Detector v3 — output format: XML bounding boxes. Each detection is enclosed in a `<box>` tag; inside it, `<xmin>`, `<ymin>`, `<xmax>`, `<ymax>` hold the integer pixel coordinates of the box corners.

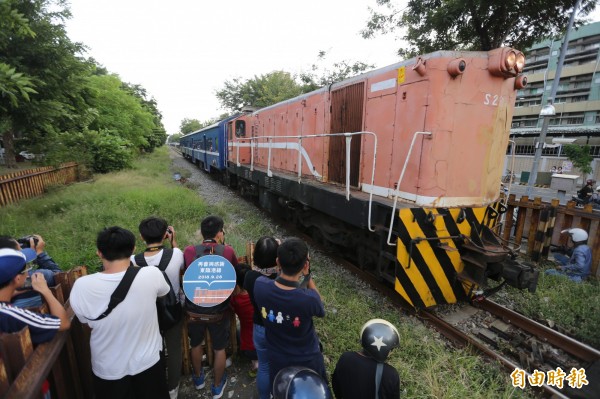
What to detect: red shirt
<box><xmin>230</xmin><ymin>292</ymin><xmax>255</xmax><ymax>351</ymax></box>
<box><xmin>183</xmin><ymin>242</ymin><xmax>238</xmax><ymax>268</ymax></box>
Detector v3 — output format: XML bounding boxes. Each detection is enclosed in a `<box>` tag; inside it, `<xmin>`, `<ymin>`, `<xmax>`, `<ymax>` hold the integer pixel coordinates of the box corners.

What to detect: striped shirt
<box><xmin>0</xmin><ymin>302</ymin><xmax>60</xmax><ymax>344</ymax></box>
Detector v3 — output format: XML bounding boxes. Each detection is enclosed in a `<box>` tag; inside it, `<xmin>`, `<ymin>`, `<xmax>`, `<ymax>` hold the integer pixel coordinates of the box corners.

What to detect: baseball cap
<box><xmin>0</xmin><ymin>248</ymin><xmax>29</xmax><ymax>285</ymax></box>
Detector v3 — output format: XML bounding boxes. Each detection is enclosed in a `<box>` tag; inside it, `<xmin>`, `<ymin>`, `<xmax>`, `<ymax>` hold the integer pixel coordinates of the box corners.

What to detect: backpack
<box><xmin>184</xmin><ymin>244</ymin><xmax>228</xmax><ymax>316</ymax></box>
<box><xmin>134</xmin><ymin>248</ymin><xmax>182</xmax><ymax>332</ymax></box>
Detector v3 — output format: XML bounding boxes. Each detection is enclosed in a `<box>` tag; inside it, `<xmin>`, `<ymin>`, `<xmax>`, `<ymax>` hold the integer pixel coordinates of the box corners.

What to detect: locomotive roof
<box><xmin>251</xmin><ymin>50</ymin><xmax>492</xmax><ymax>116</ymax></box>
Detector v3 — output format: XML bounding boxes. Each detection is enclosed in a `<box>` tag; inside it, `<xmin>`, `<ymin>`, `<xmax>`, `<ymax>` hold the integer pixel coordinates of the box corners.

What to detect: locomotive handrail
<box><xmin>387</xmin><ymin>131</ymin><xmax>432</xmax><ymax>246</ymax></box>
<box><xmin>232</xmin><ymin>132</ymin><xmax>378</xmax><ymax>232</ymax></box>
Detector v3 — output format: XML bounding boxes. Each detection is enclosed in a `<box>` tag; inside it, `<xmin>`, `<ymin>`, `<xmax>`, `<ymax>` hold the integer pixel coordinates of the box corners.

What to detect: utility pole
<box><xmin>525</xmin><ymin>0</ymin><xmax>582</xmax><ymax>197</ymax></box>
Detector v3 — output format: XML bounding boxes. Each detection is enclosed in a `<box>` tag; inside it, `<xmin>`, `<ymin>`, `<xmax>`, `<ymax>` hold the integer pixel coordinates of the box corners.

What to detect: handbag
<box><xmin>134</xmin><ymin>248</ymin><xmax>183</xmax><ymax>331</ymax></box>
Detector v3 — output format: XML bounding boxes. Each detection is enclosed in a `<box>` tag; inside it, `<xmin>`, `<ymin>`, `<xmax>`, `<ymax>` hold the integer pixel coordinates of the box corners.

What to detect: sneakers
<box><xmin>192</xmin><ymin>370</ymin><xmax>205</xmax><ymax>390</ymax></box>
<box><xmin>211</xmin><ymin>372</ymin><xmax>228</xmax><ymax>399</ymax></box>
<box><xmin>168</xmin><ymin>385</ymin><xmax>179</xmax><ymax>399</ymax></box>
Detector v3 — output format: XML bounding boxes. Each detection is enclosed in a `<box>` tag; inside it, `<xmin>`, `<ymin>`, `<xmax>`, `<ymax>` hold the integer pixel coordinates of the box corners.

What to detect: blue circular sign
<box><xmin>182</xmin><ymin>255</ymin><xmax>236</xmax><ymax>307</ymax></box>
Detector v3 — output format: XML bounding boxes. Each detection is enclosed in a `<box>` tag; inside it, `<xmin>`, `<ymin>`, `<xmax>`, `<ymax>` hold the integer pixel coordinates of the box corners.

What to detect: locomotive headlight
<box><xmin>505</xmin><ymin>51</ymin><xmax>517</xmax><ymax>69</ymax></box>
<box><xmin>488</xmin><ymin>47</ymin><xmax>522</xmax><ymax>77</ymax></box>
<box><xmin>515</xmin><ymin>53</ymin><xmax>525</xmax><ymax>72</ymax></box>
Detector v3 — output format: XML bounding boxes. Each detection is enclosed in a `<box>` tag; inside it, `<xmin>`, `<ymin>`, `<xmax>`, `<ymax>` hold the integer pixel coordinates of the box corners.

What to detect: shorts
<box><xmin>188</xmin><ymin>315</ymin><xmax>230</xmax><ymax>350</ymax></box>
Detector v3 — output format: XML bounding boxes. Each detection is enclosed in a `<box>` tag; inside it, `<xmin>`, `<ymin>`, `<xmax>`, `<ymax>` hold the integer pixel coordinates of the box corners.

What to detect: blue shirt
<box><xmin>253</xmin><ymin>276</ymin><xmax>325</xmax><ymax>358</ymax></box>
<box><xmin>0</xmin><ymin>302</ymin><xmax>60</xmax><ymax>344</ymax></box>
<box><xmin>563</xmin><ymin>244</ymin><xmax>592</xmax><ymax>280</ymax></box>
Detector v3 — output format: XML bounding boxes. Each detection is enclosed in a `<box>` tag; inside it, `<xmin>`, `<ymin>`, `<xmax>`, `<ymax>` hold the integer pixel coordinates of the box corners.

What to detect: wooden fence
<box><xmin>497</xmin><ymin>194</ymin><xmax>600</xmax><ymax>277</ymax></box>
<box><xmin>0</xmin><ymin>163</ymin><xmax>80</xmax><ymax>207</ymax></box>
<box><xmin>0</xmin><ymin>266</ymin><xmax>91</xmax><ymax>399</ymax></box>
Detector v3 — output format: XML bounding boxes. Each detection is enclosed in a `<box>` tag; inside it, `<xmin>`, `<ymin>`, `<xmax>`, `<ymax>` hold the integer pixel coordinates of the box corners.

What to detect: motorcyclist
<box><xmin>576</xmin><ymin>179</ymin><xmax>594</xmax><ymax>202</ymax></box>
<box><xmin>547</xmin><ymin>228</ymin><xmax>592</xmax><ymax>283</ymax></box>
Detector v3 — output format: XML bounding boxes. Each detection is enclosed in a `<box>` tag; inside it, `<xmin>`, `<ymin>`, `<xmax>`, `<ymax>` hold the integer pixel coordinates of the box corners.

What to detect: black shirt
<box><xmin>243</xmin><ymin>269</ymin><xmax>277</xmax><ymax>326</ymax></box>
<box><xmin>578</xmin><ymin>185</ymin><xmax>593</xmax><ymax>199</ymax></box>
<box><xmin>332</xmin><ymin>351</ymin><xmax>400</xmax><ymax>399</ymax></box>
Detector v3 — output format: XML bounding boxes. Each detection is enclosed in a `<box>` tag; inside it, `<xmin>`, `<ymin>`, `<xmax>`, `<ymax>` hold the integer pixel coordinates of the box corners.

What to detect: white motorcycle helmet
<box><xmin>561</xmin><ymin>228</ymin><xmax>588</xmax><ymax>243</ymax></box>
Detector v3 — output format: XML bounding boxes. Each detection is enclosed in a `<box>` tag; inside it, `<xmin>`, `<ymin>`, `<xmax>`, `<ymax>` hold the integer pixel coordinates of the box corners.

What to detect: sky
<box><xmin>65</xmin><ymin>1</ymin><xmax>600</xmax><ymax>136</ymax></box>
<box><xmin>65</xmin><ymin>0</ymin><xmax>407</xmax><ymax>135</ymax></box>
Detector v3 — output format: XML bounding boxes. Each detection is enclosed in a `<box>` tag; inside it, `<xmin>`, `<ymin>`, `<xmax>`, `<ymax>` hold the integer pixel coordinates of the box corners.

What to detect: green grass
<box><xmin>496</xmin><ymin>258</ymin><xmax>600</xmax><ymax>349</ymax></box>
<box><xmin>0</xmin><ymin>147</ymin><xmax>536</xmax><ymax>397</ymax></box>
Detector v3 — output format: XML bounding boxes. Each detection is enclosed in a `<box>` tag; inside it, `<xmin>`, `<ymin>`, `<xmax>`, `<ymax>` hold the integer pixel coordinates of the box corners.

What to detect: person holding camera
<box><xmin>0</xmin><ymin>248</ymin><xmax>70</xmax><ymax>344</ymax></box>
<box><xmin>70</xmin><ymin>226</ymin><xmax>170</xmax><ymax>399</ymax></box>
<box><xmin>183</xmin><ymin>215</ymin><xmax>238</xmax><ymax>399</ymax></box>
<box><xmin>253</xmin><ymin>238</ymin><xmax>330</xmax><ymax>397</ymax></box>
<box><xmin>0</xmin><ymin>235</ymin><xmax>61</xmax><ymax>308</ymax></box>
<box><xmin>131</xmin><ymin>217</ymin><xmax>184</xmax><ymax>399</ymax></box>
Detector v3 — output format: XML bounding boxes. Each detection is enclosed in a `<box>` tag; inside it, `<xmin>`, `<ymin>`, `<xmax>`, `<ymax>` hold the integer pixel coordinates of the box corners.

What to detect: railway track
<box><xmin>319</xmin><ymin>252</ymin><xmax>599</xmax><ymax>399</ymax></box>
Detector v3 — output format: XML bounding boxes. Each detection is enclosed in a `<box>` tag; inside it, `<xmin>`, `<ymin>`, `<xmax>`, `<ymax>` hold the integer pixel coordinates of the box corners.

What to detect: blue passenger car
<box><xmin>179</xmin><ymin>115</ymin><xmax>237</xmax><ymax>173</ymax></box>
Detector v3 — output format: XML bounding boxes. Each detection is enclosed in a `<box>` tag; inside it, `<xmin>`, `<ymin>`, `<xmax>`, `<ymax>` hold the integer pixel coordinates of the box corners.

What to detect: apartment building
<box><xmin>508</xmin><ymin>21</ymin><xmax>600</xmax><ymax>184</ymax></box>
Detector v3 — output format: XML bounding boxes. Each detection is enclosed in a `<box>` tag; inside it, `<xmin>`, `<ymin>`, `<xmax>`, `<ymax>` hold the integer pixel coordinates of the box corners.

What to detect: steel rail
<box><xmin>418</xmin><ymin>309</ymin><xmax>568</xmax><ymax>398</ymax></box>
<box><xmin>474</xmin><ymin>298</ymin><xmax>600</xmax><ymax>363</ymax></box>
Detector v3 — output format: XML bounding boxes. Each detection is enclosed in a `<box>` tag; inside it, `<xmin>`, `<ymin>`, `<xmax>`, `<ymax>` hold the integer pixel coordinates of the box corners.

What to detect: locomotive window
<box><xmin>235</xmin><ymin>120</ymin><xmax>246</xmax><ymax>137</ymax></box>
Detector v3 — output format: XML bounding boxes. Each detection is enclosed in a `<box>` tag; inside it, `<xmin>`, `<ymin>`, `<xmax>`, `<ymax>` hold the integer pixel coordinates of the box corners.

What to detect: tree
<box><xmin>216</xmin><ymin>71</ymin><xmax>304</xmax><ymax>113</ymax></box>
<box><xmin>86</xmin><ymin>74</ymin><xmax>156</xmax><ymax>150</ymax></box>
<box><xmin>168</xmin><ymin>133</ymin><xmax>183</xmax><ymax>143</ymax></box>
<box><xmin>299</xmin><ymin>51</ymin><xmax>374</xmax><ymax>91</ymax></box>
<box><xmin>1</xmin><ymin>0</ymin><xmax>92</xmax><ymax>167</ymax></box>
<box><xmin>216</xmin><ymin>53</ymin><xmax>374</xmax><ymax>113</ymax></box>
<box><xmin>563</xmin><ymin>144</ymin><xmax>593</xmax><ymax>179</ymax></box>
<box><xmin>361</xmin><ymin>0</ymin><xmax>598</xmax><ymax>57</ymax></box>
<box><xmin>179</xmin><ymin>118</ymin><xmax>202</xmax><ymax>134</ymax></box>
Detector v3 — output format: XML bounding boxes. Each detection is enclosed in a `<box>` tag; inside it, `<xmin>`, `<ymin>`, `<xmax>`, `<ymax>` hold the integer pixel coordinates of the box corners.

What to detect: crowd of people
<box><xmin>1</xmin><ymin>213</ymin><xmax>595</xmax><ymax>398</ymax></box>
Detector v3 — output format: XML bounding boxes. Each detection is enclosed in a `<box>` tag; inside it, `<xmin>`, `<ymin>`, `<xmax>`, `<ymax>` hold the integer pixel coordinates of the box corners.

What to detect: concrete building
<box><xmin>508</xmin><ymin>21</ymin><xmax>600</xmax><ymax>185</ymax></box>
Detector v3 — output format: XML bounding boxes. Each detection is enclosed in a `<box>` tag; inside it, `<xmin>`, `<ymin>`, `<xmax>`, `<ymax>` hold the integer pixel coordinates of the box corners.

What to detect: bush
<box><xmin>88</xmin><ymin>130</ymin><xmax>134</xmax><ymax>173</ymax></box>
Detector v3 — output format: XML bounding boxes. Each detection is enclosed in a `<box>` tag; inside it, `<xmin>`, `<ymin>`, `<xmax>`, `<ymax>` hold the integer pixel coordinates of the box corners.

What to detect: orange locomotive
<box><xmin>212</xmin><ymin>48</ymin><xmax>537</xmax><ymax>309</ymax></box>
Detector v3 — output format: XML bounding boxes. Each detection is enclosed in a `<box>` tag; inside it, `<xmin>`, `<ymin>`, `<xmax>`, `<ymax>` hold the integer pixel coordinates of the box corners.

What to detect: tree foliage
<box><xmin>0</xmin><ymin>0</ymin><xmax>166</xmax><ymax>171</ymax></box>
<box><xmin>216</xmin><ymin>71</ymin><xmax>304</xmax><ymax>113</ymax></box>
<box><xmin>216</xmin><ymin>53</ymin><xmax>373</xmax><ymax>113</ymax></box>
<box><xmin>179</xmin><ymin>118</ymin><xmax>202</xmax><ymax>134</ymax></box>
<box><xmin>563</xmin><ymin>144</ymin><xmax>593</xmax><ymax>177</ymax></box>
<box><xmin>362</xmin><ymin>0</ymin><xmax>598</xmax><ymax>57</ymax></box>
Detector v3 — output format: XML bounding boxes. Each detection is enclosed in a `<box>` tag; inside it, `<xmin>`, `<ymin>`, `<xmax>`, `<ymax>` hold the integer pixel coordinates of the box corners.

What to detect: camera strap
<box><xmin>90</xmin><ymin>264</ymin><xmax>140</xmax><ymax>321</ymax></box>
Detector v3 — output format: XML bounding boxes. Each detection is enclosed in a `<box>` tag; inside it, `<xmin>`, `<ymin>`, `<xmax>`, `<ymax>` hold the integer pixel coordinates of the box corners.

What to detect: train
<box><xmin>180</xmin><ymin>47</ymin><xmax>539</xmax><ymax>310</ymax></box>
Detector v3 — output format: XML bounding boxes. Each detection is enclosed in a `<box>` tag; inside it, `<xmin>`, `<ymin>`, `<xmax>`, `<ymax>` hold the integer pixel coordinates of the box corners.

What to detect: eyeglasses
<box><xmin>20</xmin><ymin>265</ymin><xmax>32</xmax><ymax>275</ymax></box>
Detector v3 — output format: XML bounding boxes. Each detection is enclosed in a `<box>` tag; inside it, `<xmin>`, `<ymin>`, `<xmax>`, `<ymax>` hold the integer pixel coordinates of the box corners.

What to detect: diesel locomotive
<box><xmin>180</xmin><ymin>47</ymin><xmax>539</xmax><ymax>309</ymax></box>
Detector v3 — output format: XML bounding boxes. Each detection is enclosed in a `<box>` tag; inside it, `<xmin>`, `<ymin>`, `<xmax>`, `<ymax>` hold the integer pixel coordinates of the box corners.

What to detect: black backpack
<box><xmin>134</xmin><ymin>248</ymin><xmax>182</xmax><ymax>331</ymax></box>
<box><xmin>184</xmin><ymin>244</ymin><xmax>229</xmax><ymax>315</ymax></box>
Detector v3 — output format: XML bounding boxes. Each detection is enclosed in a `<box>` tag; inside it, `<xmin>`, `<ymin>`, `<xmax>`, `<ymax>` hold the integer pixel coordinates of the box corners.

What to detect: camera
<box><xmin>17</xmin><ymin>235</ymin><xmax>39</xmax><ymax>249</ymax></box>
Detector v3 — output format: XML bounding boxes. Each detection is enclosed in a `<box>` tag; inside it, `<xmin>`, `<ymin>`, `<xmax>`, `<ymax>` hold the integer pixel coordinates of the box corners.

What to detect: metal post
<box><xmin>526</xmin><ymin>0</ymin><xmax>581</xmax><ymax>197</ymax></box>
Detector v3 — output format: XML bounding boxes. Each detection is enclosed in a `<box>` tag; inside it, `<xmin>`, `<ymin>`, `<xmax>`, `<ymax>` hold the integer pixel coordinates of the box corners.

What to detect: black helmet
<box><xmin>272</xmin><ymin>366</ymin><xmax>330</xmax><ymax>399</ymax></box>
<box><xmin>360</xmin><ymin>318</ymin><xmax>400</xmax><ymax>362</ymax></box>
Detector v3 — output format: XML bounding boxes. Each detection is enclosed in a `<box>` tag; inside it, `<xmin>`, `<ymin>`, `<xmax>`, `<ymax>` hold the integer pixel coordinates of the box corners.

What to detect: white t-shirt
<box><xmin>130</xmin><ymin>248</ymin><xmax>184</xmax><ymax>297</ymax></box>
<box><xmin>70</xmin><ymin>266</ymin><xmax>170</xmax><ymax>380</ymax></box>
